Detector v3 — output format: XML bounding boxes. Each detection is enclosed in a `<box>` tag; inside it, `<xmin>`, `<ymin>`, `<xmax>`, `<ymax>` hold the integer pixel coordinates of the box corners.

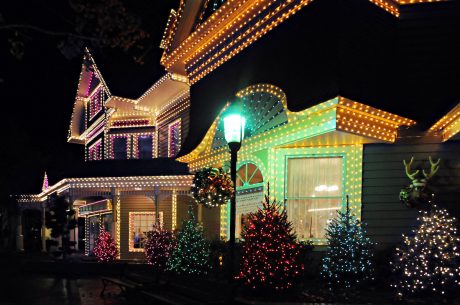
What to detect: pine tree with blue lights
<box><xmin>167</xmin><ymin>205</ymin><xmax>210</xmax><ymax>275</ymax></box>
<box><xmin>321</xmin><ymin>197</ymin><xmax>374</xmax><ymax>293</ymax></box>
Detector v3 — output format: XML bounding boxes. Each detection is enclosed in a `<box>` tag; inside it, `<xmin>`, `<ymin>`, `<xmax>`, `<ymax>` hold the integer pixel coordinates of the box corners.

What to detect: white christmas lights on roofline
<box><xmin>16</xmin><ymin>176</ymin><xmax>194</xmax><ymax>204</ymax></box>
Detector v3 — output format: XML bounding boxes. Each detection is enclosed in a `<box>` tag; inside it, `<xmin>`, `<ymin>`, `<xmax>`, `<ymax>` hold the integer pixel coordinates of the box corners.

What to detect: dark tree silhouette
<box><xmin>0</xmin><ymin>0</ymin><xmax>149</xmax><ymax>62</ymax></box>
<box><xmin>45</xmin><ymin>195</ymin><xmax>77</xmax><ymax>259</ymax></box>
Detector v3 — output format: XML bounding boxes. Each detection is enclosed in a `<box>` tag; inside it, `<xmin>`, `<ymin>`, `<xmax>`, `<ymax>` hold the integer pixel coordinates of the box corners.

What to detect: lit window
<box><xmin>168</xmin><ymin>119</ymin><xmax>181</xmax><ymax>157</ymax></box>
<box><xmin>235</xmin><ymin>163</ymin><xmax>264</xmax><ymax>238</ymax></box>
<box><xmin>286</xmin><ymin>157</ymin><xmax>343</xmax><ymax>240</ymax></box>
<box><xmin>88</xmin><ymin>140</ymin><xmax>102</xmax><ymax>161</ymax></box>
<box><xmin>129</xmin><ymin>212</ymin><xmax>163</xmax><ymax>252</ymax></box>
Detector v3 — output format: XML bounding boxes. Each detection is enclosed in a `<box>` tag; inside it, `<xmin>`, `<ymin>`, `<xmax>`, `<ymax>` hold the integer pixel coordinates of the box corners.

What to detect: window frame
<box><xmin>128</xmin><ymin>211</ymin><xmax>164</xmax><ymax>252</ymax></box>
<box><xmin>88</xmin><ymin>139</ymin><xmax>103</xmax><ymax>161</ymax></box>
<box><xmin>168</xmin><ymin>118</ymin><xmax>182</xmax><ymax>157</ymax></box>
<box><xmin>284</xmin><ymin>153</ymin><xmax>347</xmax><ymax>243</ymax></box>
<box><xmin>89</xmin><ymin>87</ymin><xmax>103</xmax><ymax>120</ymax></box>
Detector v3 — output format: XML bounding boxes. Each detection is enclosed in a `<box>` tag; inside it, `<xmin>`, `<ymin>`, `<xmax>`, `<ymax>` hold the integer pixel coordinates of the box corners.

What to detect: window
<box><xmin>286</xmin><ymin>157</ymin><xmax>343</xmax><ymax>240</ymax></box>
<box><xmin>235</xmin><ymin>162</ymin><xmax>264</xmax><ymax>238</ymax></box>
<box><xmin>129</xmin><ymin>212</ymin><xmax>163</xmax><ymax>252</ymax></box>
<box><xmin>137</xmin><ymin>135</ymin><xmax>153</xmax><ymax>159</ymax></box>
<box><xmin>89</xmin><ymin>88</ymin><xmax>103</xmax><ymax>119</ymax></box>
<box><xmin>236</xmin><ymin>163</ymin><xmax>263</xmax><ymax>187</ymax></box>
<box><xmin>88</xmin><ymin>140</ymin><xmax>102</xmax><ymax>161</ymax></box>
<box><xmin>112</xmin><ymin>136</ymin><xmax>128</xmax><ymax>159</ymax></box>
<box><xmin>168</xmin><ymin>119</ymin><xmax>181</xmax><ymax>157</ymax></box>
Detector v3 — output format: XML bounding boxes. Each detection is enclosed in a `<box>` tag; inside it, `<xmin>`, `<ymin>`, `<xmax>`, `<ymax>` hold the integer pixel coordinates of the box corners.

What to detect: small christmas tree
<box><xmin>391</xmin><ymin>204</ymin><xmax>460</xmax><ymax>298</ymax></box>
<box><xmin>321</xmin><ymin>198</ymin><xmax>374</xmax><ymax>292</ymax></box>
<box><xmin>145</xmin><ymin>227</ymin><xmax>176</xmax><ymax>272</ymax></box>
<box><xmin>93</xmin><ymin>230</ymin><xmax>118</xmax><ymax>262</ymax></box>
<box><xmin>237</xmin><ymin>194</ymin><xmax>304</xmax><ymax>291</ymax></box>
<box><xmin>167</xmin><ymin>206</ymin><xmax>210</xmax><ymax>275</ymax></box>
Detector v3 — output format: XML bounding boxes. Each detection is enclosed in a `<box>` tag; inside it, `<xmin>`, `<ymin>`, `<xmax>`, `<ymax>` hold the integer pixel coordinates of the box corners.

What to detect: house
<box><xmin>16</xmin><ymin>0</ymin><xmax>460</xmax><ymax>259</ymax></box>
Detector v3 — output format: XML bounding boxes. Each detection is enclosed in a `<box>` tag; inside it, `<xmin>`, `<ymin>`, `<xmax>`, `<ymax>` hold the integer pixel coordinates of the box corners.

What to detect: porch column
<box><xmin>153</xmin><ymin>186</ymin><xmax>160</xmax><ymax>227</ymax></box>
<box><xmin>111</xmin><ymin>188</ymin><xmax>117</xmax><ymax>237</ymax></box>
<box><xmin>112</xmin><ymin>189</ymin><xmax>121</xmax><ymax>257</ymax></box>
<box><xmin>172</xmin><ymin>190</ymin><xmax>177</xmax><ymax>231</ymax></box>
<box><xmin>198</xmin><ymin>204</ymin><xmax>203</xmax><ymax>224</ymax></box>
<box><xmin>16</xmin><ymin>211</ymin><xmax>24</xmax><ymax>251</ymax></box>
<box><xmin>73</xmin><ymin>226</ymin><xmax>79</xmax><ymax>251</ymax></box>
<box><xmin>41</xmin><ymin>203</ymin><xmax>47</xmax><ymax>252</ymax></box>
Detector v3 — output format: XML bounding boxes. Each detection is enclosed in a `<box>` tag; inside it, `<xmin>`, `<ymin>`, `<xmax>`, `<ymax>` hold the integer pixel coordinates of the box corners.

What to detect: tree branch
<box><xmin>0</xmin><ymin>24</ymin><xmax>98</xmax><ymax>41</ymax></box>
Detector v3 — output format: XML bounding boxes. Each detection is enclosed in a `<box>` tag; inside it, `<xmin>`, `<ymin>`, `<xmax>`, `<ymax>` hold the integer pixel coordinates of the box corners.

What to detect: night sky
<box><xmin>0</xmin><ymin>0</ymin><xmax>179</xmax><ymax>201</ymax></box>
<box><xmin>1</xmin><ymin>0</ymin><xmax>460</xmax><ymax>205</ymax></box>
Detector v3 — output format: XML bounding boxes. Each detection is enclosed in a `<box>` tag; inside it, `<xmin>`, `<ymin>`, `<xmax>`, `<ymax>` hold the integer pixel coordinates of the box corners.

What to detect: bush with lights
<box><xmin>321</xmin><ymin>200</ymin><xmax>374</xmax><ymax>293</ymax></box>
<box><xmin>93</xmin><ymin>230</ymin><xmax>118</xmax><ymax>262</ymax></box>
<box><xmin>391</xmin><ymin>200</ymin><xmax>460</xmax><ymax>298</ymax></box>
<box><xmin>237</xmin><ymin>193</ymin><xmax>304</xmax><ymax>292</ymax></box>
<box><xmin>144</xmin><ymin>227</ymin><xmax>176</xmax><ymax>272</ymax></box>
<box><xmin>167</xmin><ymin>206</ymin><xmax>211</xmax><ymax>275</ymax></box>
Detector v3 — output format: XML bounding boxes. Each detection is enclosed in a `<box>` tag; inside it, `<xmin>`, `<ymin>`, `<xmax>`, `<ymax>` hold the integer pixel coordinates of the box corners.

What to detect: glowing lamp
<box><xmin>223</xmin><ymin>110</ymin><xmax>246</xmax><ymax>144</ymax></box>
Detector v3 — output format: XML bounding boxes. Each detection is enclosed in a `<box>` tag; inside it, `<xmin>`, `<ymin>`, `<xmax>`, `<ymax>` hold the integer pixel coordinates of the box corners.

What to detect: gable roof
<box><xmin>68</xmin><ymin>48</ymin><xmax>112</xmax><ymax>144</ymax></box>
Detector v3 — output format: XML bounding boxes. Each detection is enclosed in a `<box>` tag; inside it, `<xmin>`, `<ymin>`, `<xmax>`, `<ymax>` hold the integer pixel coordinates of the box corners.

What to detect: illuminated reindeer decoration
<box><xmin>399</xmin><ymin>156</ymin><xmax>440</xmax><ymax>209</ymax></box>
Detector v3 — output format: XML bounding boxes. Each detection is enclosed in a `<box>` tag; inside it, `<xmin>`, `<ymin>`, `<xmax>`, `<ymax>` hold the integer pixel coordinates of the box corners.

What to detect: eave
<box><xmin>161</xmin><ymin>0</ymin><xmax>315</xmax><ymax>78</ymax></box>
<box><xmin>67</xmin><ymin>49</ymin><xmax>111</xmax><ymax>144</ymax></box>
<box><xmin>136</xmin><ymin>73</ymin><xmax>190</xmax><ymax>114</ymax></box>
<box><xmin>162</xmin><ymin>0</ymin><xmax>451</xmax><ymax>83</ymax></box>
<box><xmin>16</xmin><ymin>175</ymin><xmax>195</xmax><ymax>203</ymax></box>
<box><xmin>177</xmin><ymin>96</ymin><xmax>415</xmax><ymax>169</ymax></box>
<box><xmin>429</xmin><ymin>102</ymin><xmax>460</xmax><ymax>142</ymax></box>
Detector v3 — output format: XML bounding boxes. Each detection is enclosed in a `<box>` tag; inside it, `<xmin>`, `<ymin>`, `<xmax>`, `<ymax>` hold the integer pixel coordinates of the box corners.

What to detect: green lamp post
<box><xmin>223</xmin><ymin>102</ymin><xmax>246</xmax><ymax>280</ymax></box>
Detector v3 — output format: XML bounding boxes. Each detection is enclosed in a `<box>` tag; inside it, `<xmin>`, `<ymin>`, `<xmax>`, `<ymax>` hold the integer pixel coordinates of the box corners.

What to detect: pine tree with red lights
<box><xmin>93</xmin><ymin>230</ymin><xmax>118</xmax><ymax>263</ymax></box>
<box><xmin>145</xmin><ymin>227</ymin><xmax>176</xmax><ymax>272</ymax></box>
<box><xmin>237</xmin><ymin>193</ymin><xmax>304</xmax><ymax>291</ymax></box>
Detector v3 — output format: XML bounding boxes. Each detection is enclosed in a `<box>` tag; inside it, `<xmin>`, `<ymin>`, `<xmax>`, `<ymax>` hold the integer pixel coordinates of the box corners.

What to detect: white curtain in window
<box><xmin>286</xmin><ymin>157</ymin><xmax>343</xmax><ymax>239</ymax></box>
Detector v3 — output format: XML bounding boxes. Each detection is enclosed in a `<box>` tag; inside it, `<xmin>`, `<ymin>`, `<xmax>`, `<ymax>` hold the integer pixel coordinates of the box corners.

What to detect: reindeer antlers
<box><xmin>403</xmin><ymin>156</ymin><xmax>441</xmax><ymax>181</ymax></box>
<box><xmin>423</xmin><ymin>156</ymin><xmax>440</xmax><ymax>180</ymax></box>
<box><xmin>403</xmin><ymin>157</ymin><xmax>419</xmax><ymax>181</ymax></box>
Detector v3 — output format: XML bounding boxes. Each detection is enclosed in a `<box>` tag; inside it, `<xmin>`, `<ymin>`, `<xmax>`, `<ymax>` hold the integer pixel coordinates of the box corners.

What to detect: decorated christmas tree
<box><xmin>391</xmin><ymin>204</ymin><xmax>460</xmax><ymax>298</ymax></box>
<box><xmin>167</xmin><ymin>206</ymin><xmax>210</xmax><ymax>275</ymax></box>
<box><xmin>321</xmin><ymin>198</ymin><xmax>374</xmax><ymax>292</ymax></box>
<box><xmin>93</xmin><ymin>230</ymin><xmax>118</xmax><ymax>262</ymax></box>
<box><xmin>237</xmin><ymin>194</ymin><xmax>304</xmax><ymax>291</ymax></box>
<box><xmin>145</xmin><ymin>227</ymin><xmax>176</xmax><ymax>272</ymax></box>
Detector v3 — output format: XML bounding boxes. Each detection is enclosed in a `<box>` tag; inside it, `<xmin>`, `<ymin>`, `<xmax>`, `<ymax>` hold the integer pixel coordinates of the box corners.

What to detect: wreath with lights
<box><xmin>191</xmin><ymin>167</ymin><xmax>234</xmax><ymax>208</ymax></box>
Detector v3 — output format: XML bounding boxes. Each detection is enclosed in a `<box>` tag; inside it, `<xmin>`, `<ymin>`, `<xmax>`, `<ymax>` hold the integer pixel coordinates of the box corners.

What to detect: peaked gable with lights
<box><xmin>67</xmin><ymin>49</ymin><xmax>192</xmax><ymax>162</ymax></box>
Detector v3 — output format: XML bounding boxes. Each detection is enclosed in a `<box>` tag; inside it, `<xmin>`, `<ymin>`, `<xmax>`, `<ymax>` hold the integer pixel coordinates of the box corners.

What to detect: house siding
<box><xmin>157</xmin><ymin>97</ymin><xmax>190</xmax><ymax>158</ymax></box>
<box><xmin>120</xmin><ymin>194</ymin><xmax>173</xmax><ymax>260</ymax></box>
<box><xmin>362</xmin><ymin>141</ymin><xmax>460</xmax><ymax>249</ymax></box>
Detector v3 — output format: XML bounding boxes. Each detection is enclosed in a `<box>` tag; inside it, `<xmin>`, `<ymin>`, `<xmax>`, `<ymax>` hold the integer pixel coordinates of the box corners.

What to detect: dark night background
<box><xmin>0</xmin><ymin>0</ymin><xmax>180</xmax><ymax>203</ymax></box>
<box><xmin>1</xmin><ymin>0</ymin><xmax>460</xmax><ymax>207</ymax></box>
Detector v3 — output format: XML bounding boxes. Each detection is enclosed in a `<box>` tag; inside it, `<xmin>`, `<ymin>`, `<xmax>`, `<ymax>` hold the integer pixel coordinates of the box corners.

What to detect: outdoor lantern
<box><xmin>223</xmin><ymin>104</ymin><xmax>246</xmax><ymax>144</ymax></box>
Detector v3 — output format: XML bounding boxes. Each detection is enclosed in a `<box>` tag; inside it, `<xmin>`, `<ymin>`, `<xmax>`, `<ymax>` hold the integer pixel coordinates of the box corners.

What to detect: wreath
<box><xmin>191</xmin><ymin>167</ymin><xmax>234</xmax><ymax>208</ymax></box>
